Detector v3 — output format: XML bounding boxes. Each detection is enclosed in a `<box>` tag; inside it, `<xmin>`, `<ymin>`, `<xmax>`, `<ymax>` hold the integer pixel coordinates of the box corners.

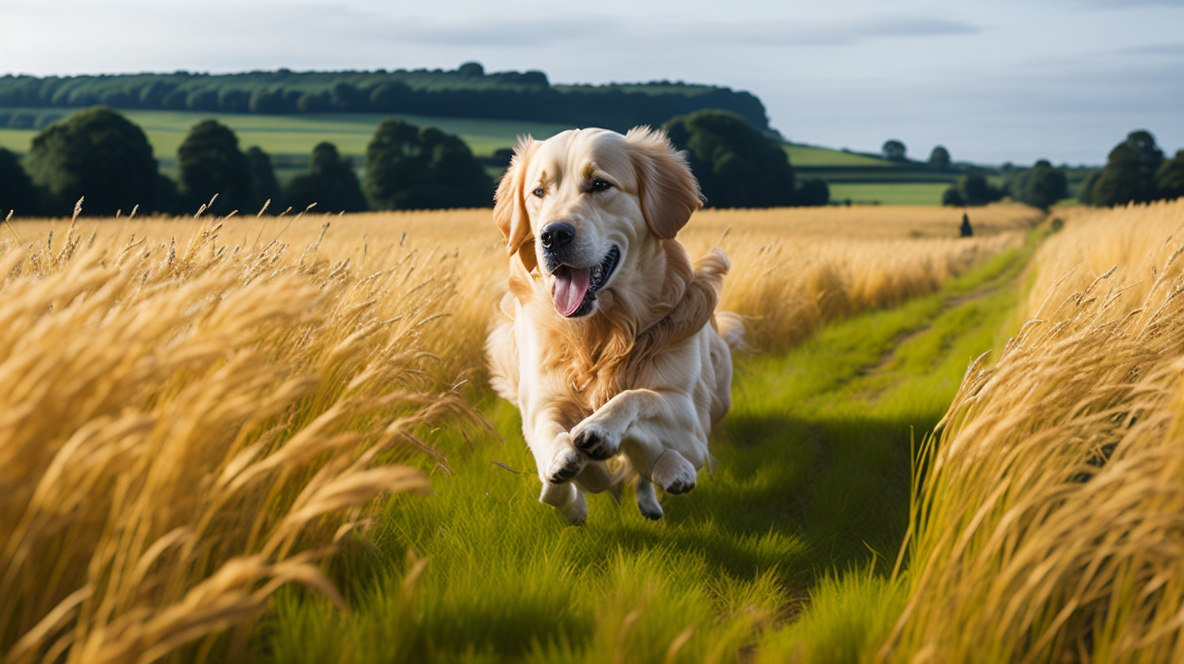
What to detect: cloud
<box><xmin>1115</xmin><ymin>42</ymin><xmax>1184</xmax><ymax>56</ymax></box>
<box><xmin>700</xmin><ymin>13</ymin><xmax>980</xmax><ymax>46</ymax></box>
<box><xmin>269</xmin><ymin>7</ymin><xmax>979</xmax><ymax>50</ymax></box>
<box><xmin>325</xmin><ymin>12</ymin><xmax>622</xmax><ymax>48</ymax></box>
<box><xmin>1073</xmin><ymin>0</ymin><xmax>1184</xmax><ymax>8</ymax></box>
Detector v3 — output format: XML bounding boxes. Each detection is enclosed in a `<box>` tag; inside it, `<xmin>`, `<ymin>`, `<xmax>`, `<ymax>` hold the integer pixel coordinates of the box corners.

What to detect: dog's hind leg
<box><xmin>651</xmin><ymin>449</ymin><xmax>697</xmax><ymax>495</ymax></box>
<box><xmin>636</xmin><ymin>479</ymin><xmax>664</xmax><ymax>520</ymax></box>
<box><xmin>540</xmin><ymin>481</ymin><xmax>588</xmax><ymax>524</ymax></box>
<box><xmin>576</xmin><ymin>461</ymin><xmax>623</xmax><ymax>498</ymax></box>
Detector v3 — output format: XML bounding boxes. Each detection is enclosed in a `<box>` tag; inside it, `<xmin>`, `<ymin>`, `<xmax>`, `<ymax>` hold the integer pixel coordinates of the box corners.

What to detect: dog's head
<box><xmin>493</xmin><ymin>127</ymin><xmax>703</xmax><ymax>318</ymax></box>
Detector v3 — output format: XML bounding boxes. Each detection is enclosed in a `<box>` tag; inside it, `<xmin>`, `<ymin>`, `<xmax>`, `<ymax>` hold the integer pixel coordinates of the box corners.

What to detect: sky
<box><xmin>2</xmin><ymin>0</ymin><xmax>1183</xmax><ymax>165</ymax></box>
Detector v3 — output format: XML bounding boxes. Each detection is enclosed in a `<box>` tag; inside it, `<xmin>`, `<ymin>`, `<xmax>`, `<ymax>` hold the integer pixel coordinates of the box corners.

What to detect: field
<box><xmin>782</xmin><ymin>144</ymin><xmax>895</xmax><ymax>168</ymax></box>
<box><xmin>3</xmin><ymin>199</ymin><xmax>1182</xmax><ymax>662</ymax></box>
<box><xmin>826</xmin><ymin>182</ymin><xmax>954</xmax><ymax>206</ymax></box>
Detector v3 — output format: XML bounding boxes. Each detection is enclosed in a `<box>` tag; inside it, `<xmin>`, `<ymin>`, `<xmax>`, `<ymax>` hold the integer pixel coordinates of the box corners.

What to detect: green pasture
<box><xmin>810</xmin><ymin>169</ymin><xmax>955</xmax><ymax>183</ymax></box>
<box><xmin>0</xmin><ymin>127</ymin><xmax>36</xmax><ymax>155</ymax></box>
<box><xmin>784</xmin><ymin>144</ymin><xmax>894</xmax><ymax>167</ymax></box>
<box><xmin>262</xmin><ymin>241</ymin><xmax>1034</xmax><ymax>662</ymax></box>
<box><xmin>828</xmin><ymin>182</ymin><xmax>951</xmax><ymax>205</ymax></box>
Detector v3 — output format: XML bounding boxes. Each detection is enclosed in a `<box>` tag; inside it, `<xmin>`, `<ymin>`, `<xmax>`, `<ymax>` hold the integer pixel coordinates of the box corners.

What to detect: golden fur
<box><xmin>486</xmin><ymin>126</ymin><xmax>741</xmax><ymax>522</ymax></box>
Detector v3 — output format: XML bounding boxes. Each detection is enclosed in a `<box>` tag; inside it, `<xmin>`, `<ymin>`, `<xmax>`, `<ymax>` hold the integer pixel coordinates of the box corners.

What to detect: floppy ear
<box><xmin>493</xmin><ymin>136</ymin><xmax>539</xmax><ymax>272</ymax></box>
<box><xmin>626</xmin><ymin>126</ymin><xmax>704</xmax><ymax>240</ymax></box>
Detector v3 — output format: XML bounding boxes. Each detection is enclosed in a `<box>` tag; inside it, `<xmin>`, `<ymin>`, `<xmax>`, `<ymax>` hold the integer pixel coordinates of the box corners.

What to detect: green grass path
<box><xmin>264</xmin><ymin>241</ymin><xmax>1035</xmax><ymax>663</ymax></box>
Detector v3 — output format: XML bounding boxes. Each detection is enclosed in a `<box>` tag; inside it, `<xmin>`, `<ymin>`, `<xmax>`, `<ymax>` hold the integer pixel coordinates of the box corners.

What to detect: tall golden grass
<box><xmin>681</xmin><ymin>204</ymin><xmax>1034</xmax><ymax>352</ymax></box>
<box><xmin>0</xmin><ymin>202</ymin><xmax>1034</xmax><ymax>662</ymax></box>
<box><xmin>0</xmin><ymin>217</ymin><xmax>471</xmax><ymax>663</ymax></box>
<box><xmin>883</xmin><ymin>198</ymin><xmax>1184</xmax><ymax>662</ymax></box>
<box><xmin>9</xmin><ymin>202</ymin><xmax>1032</xmax><ymax>359</ymax></box>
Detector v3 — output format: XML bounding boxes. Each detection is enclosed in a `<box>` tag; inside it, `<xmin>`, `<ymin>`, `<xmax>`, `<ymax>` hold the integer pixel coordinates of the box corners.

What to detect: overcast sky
<box><xmin>2</xmin><ymin>0</ymin><xmax>1182</xmax><ymax>165</ymax></box>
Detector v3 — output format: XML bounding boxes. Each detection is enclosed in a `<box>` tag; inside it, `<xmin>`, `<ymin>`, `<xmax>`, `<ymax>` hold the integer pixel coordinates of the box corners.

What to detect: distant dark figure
<box><xmin>960</xmin><ymin>212</ymin><xmax>973</xmax><ymax>237</ymax></box>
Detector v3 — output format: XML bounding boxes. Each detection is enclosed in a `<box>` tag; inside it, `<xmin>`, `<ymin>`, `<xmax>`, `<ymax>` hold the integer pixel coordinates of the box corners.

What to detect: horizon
<box><xmin>3</xmin><ymin>0</ymin><xmax>1183</xmax><ymax>166</ymax></box>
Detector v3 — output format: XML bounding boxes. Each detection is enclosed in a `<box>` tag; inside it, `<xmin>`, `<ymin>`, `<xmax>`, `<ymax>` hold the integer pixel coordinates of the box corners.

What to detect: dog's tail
<box><xmin>714</xmin><ymin>310</ymin><xmax>746</xmax><ymax>352</ymax></box>
<box><xmin>693</xmin><ymin>248</ymin><xmax>745</xmax><ymax>352</ymax></box>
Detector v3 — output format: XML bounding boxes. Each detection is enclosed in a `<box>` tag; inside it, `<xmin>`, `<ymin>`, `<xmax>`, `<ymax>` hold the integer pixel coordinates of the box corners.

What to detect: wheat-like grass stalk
<box><xmin>882</xmin><ymin>198</ymin><xmax>1184</xmax><ymax>663</ymax></box>
<box><xmin>0</xmin><ymin>218</ymin><xmax>469</xmax><ymax>663</ymax></box>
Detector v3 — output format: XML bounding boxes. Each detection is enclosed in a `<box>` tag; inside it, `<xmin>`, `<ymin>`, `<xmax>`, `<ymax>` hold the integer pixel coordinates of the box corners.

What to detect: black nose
<box><xmin>539</xmin><ymin>222</ymin><xmax>575</xmax><ymax>251</ymax></box>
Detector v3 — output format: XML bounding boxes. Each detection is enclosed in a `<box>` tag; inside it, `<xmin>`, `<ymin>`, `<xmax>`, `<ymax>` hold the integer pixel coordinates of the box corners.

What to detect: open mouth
<box><xmin>550</xmin><ymin>245</ymin><xmax>621</xmax><ymax>318</ymax></box>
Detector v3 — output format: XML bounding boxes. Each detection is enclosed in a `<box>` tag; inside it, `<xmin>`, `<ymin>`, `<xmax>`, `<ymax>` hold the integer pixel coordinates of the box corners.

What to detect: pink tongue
<box><xmin>552</xmin><ymin>267</ymin><xmax>592</xmax><ymax>317</ymax></box>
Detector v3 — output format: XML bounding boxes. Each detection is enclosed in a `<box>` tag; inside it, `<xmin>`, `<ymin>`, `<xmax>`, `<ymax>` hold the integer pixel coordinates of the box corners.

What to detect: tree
<box><xmin>955</xmin><ymin>172</ymin><xmax>1003</xmax><ymax>206</ymax></box>
<box><xmin>662</xmin><ymin>109</ymin><xmax>794</xmax><ymax>208</ymax></box>
<box><xmin>1090</xmin><ymin>130</ymin><xmax>1164</xmax><ymax>206</ymax></box>
<box><xmin>177</xmin><ymin>120</ymin><xmax>254</xmax><ymax>215</ymax></box>
<box><xmin>364</xmin><ymin>119</ymin><xmax>494</xmax><ymax>210</ymax></box>
<box><xmin>245</xmin><ymin>146</ymin><xmax>281</xmax><ymax>213</ymax></box>
<box><xmin>0</xmin><ymin>147</ymin><xmax>43</xmax><ymax>216</ymax></box>
<box><xmin>1076</xmin><ymin>169</ymin><xmax>1102</xmax><ymax>204</ymax></box>
<box><xmin>248</xmin><ymin>88</ymin><xmax>285</xmax><ymax>114</ymax></box>
<box><xmin>882</xmin><ymin>139</ymin><xmax>907</xmax><ymax>162</ymax></box>
<box><xmin>928</xmin><ymin>145</ymin><xmax>951</xmax><ymax>170</ymax></box>
<box><xmin>331</xmin><ymin>83</ymin><xmax>364</xmax><ymax>111</ymax></box>
<box><xmin>795</xmin><ymin>178</ymin><xmax>829</xmax><ymax>206</ymax></box>
<box><xmin>1012</xmin><ymin>159</ymin><xmax>1067</xmax><ymax>210</ymax></box>
<box><xmin>1091</xmin><ymin>144</ymin><xmax>1147</xmax><ymax>207</ymax></box>
<box><xmin>457</xmin><ymin>62</ymin><xmax>485</xmax><ymax>78</ymax></box>
<box><xmin>24</xmin><ymin>106</ymin><xmax>164</xmax><ymax>216</ymax></box>
<box><xmin>1125</xmin><ymin>129</ymin><xmax>1164</xmax><ymax>189</ymax></box>
<box><xmin>941</xmin><ymin>186</ymin><xmax>965</xmax><ymax>207</ymax></box>
<box><xmin>1156</xmin><ymin>149</ymin><xmax>1184</xmax><ymax>200</ymax></box>
<box><xmin>284</xmin><ymin>142</ymin><xmax>368</xmax><ymax>213</ymax></box>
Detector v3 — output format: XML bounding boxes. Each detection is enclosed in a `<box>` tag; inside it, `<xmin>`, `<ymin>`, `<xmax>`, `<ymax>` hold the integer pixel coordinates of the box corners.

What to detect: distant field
<box><xmin>784</xmin><ymin>143</ymin><xmax>893</xmax><ymax>167</ymax></box>
<box><xmin>0</xmin><ymin>127</ymin><xmax>36</xmax><ymax>154</ymax></box>
<box><xmin>828</xmin><ymin>182</ymin><xmax>951</xmax><ymax>205</ymax></box>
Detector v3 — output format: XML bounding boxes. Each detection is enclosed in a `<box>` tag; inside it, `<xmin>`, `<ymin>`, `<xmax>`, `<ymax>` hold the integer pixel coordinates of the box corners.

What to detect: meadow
<box><xmin>3</xmin><ymin>198</ymin><xmax>1182</xmax><ymax>662</ymax></box>
<box><xmin>826</xmin><ymin>183</ymin><xmax>953</xmax><ymax>206</ymax></box>
<box><xmin>781</xmin><ymin>144</ymin><xmax>894</xmax><ymax>168</ymax></box>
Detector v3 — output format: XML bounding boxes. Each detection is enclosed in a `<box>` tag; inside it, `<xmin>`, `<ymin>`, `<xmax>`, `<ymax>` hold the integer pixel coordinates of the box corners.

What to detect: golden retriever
<box><xmin>485</xmin><ymin>126</ymin><xmax>742</xmax><ymax>522</ymax></box>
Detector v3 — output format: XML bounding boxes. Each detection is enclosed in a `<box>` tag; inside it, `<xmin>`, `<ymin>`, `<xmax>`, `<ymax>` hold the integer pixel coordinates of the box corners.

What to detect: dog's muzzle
<box><xmin>550</xmin><ymin>245</ymin><xmax>621</xmax><ymax>318</ymax></box>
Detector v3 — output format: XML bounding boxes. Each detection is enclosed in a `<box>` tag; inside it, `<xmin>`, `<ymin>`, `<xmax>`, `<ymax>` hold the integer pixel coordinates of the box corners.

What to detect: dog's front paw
<box><xmin>652</xmin><ymin>450</ymin><xmax>697</xmax><ymax>495</ymax></box>
<box><xmin>572</xmin><ymin>422</ymin><xmax>620</xmax><ymax>461</ymax></box>
<box><xmin>546</xmin><ymin>446</ymin><xmax>584</xmax><ymax>484</ymax></box>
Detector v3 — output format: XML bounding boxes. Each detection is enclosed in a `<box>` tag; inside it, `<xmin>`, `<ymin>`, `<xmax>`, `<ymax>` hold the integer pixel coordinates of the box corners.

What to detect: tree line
<box><xmin>938</xmin><ymin>129</ymin><xmax>1184</xmax><ymax>210</ymax></box>
<box><xmin>0</xmin><ymin>63</ymin><xmax>770</xmax><ymax>134</ymax></box>
<box><xmin>0</xmin><ymin>107</ymin><xmax>495</xmax><ymax>217</ymax></box>
<box><xmin>0</xmin><ymin>107</ymin><xmax>825</xmax><ymax>218</ymax></box>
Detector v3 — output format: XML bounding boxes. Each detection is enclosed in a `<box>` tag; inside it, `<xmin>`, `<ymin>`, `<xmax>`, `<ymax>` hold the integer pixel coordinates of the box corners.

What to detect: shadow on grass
<box><xmin>275</xmin><ymin>402</ymin><xmax>931</xmax><ymax>661</ymax></box>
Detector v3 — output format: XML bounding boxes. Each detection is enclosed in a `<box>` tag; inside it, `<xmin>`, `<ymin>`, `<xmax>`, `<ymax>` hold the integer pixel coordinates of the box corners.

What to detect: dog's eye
<box><xmin>590</xmin><ymin>178</ymin><xmax>613</xmax><ymax>193</ymax></box>
<box><xmin>532</xmin><ymin>187</ymin><xmax>545</xmax><ymax>198</ymax></box>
